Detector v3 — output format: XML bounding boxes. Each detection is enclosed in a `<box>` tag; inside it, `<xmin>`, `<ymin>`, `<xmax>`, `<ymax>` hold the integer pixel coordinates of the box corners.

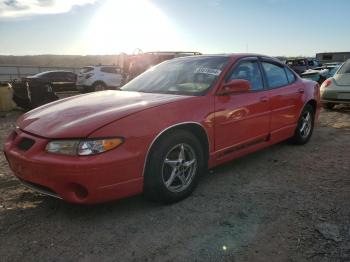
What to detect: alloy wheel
<box><xmin>299</xmin><ymin>111</ymin><xmax>312</xmax><ymax>138</ymax></box>
<box><xmin>161</xmin><ymin>143</ymin><xmax>197</xmax><ymax>193</ymax></box>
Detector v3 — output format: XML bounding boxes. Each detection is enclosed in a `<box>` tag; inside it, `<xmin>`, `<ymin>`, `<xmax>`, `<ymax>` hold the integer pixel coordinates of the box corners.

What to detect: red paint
<box><xmin>3</xmin><ymin>54</ymin><xmax>320</xmax><ymax>204</ymax></box>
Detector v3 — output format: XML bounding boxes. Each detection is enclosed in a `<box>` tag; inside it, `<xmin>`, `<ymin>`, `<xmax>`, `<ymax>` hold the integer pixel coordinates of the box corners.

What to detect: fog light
<box><xmin>68</xmin><ymin>183</ymin><xmax>88</xmax><ymax>200</ymax></box>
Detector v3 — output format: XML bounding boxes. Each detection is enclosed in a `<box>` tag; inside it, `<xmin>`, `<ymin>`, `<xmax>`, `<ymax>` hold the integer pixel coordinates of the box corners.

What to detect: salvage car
<box><xmin>13</xmin><ymin>70</ymin><xmax>77</xmax><ymax>109</ymax></box>
<box><xmin>286</xmin><ymin>58</ymin><xmax>321</xmax><ymax>75</ymax></box>
<box><xmin>301</xmin><ymin>65</ymin><xmax>340</xmax><ymax>84</ymax></box>
<box><xmin>23</xmin><ymin>70</ymin><xmax>77</xmax><ymax>93</ymax></box>
<box><xmin>4</xmin><ymin>54</ymin><xmax>320</xmax><ymax>204</ymax></box>
<box><xmin>320</xmin><ymin>59</ymin><xmax>350</xmax><ymax>109</ymax></box>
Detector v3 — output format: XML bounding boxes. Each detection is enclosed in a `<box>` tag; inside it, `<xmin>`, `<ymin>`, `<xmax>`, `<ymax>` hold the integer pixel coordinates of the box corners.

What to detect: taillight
<box><xmin>85</xmin><ymin>73</ymin><xmax>93</xmax><ymax>79</ymax></box>
<box><xmin>323</xmin><ymin>79</ymin><xmax>332</xmax><ymax>88</ymax></box>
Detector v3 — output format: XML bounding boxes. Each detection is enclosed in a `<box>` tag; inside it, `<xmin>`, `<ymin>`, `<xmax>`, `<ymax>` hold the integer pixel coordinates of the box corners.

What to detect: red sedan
<box><xmin>4</xmin><ymin>54</ymin><xmax>320</xmax><ymax>204</ymax></box>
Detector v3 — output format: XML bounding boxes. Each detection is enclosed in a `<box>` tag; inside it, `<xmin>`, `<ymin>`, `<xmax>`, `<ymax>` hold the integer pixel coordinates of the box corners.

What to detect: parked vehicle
<box><xmin>286</xmin><ymin>58</ymin><xmax>321</xmax><ymax>75</ymax></box>
<box><xmin>76</xmin><ymin>65</ymin><xmax>123</xmax><ymax>92</ymax></box>
<box><xmin>301</xmin><ymin>65</ymin><xmax>340</xmax><ymax>84</ymax></box>
<box><xmin>4</xmin><ymin>54</ymin><xmax>320</xmax><ymax>204</ymax></box>
<box><xmin>11</xmin><ymin>70</ymin><xmax>77</xmax><ymax>109</ymax></box>
<box><xmin>320</xmin><ymin>59</ymin><xmax>350</xmax><ymax>109</ymax></box>
<box><xmin>22</xmin><ymin>70</ymin><xmax>77</xmax><ymax>93</ymax></box>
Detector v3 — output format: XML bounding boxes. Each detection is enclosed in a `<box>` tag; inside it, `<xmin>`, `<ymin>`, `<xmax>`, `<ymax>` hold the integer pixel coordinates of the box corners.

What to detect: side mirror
<box><xmin>217</xmin><ymin>79</ymin><xmax>251</xmax><ymax>95</ymax></box>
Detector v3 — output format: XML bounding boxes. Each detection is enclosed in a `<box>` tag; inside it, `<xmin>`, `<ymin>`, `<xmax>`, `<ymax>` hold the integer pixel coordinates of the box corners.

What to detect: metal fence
<box><xmin>0</xmin><ymin>65</ymin><xmax>81</xmax><ymax>82</ymax></box>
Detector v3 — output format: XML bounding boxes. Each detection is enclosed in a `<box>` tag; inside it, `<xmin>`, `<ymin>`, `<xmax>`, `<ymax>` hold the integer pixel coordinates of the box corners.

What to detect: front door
<box><xmin>214</xmin><ymin>58</ymin><xmax>270</xmax><ymax>152</ymax></box>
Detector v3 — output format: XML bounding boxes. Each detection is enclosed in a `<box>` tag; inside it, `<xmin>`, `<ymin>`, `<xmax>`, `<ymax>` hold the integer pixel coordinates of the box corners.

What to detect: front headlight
<box><xmin>46</xmin><ymin>138</ymin><xmax>123</xmax><ymax>156</ymax></box>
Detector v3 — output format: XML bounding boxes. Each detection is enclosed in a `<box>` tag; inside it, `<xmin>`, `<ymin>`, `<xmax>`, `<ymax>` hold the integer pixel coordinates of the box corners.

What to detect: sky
<box><xmin>0</xmin><ymin>0</ymin><xmax>349</xmax><ymax>56</ymax></box>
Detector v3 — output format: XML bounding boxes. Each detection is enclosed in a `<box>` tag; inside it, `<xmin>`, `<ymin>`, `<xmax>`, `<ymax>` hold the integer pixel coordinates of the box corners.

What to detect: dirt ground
<box><xmin>0</xmin><ymin>106</ymin><xmax>349</xmax><ymax>262</ymax></box>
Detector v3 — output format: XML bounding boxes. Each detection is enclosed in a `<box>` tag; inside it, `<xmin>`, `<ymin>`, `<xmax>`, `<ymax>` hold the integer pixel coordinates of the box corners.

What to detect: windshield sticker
<box><xmin>194</xmin><ymin>67</ymin><xmax>222</xmax><ymax>76</ymax></box>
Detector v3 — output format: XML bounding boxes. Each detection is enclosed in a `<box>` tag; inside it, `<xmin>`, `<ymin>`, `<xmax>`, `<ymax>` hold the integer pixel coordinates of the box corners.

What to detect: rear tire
<box><xmin>291</xmin><ymin>104</ymin><xmax>315</xmax><ymax>145</ymax></box>
<box><xmin>92</xmin><ymin>82</ymin><xmax>107</xmax><ymax>92</ymax></box>
<box><xmin>144</xmin><ymin>130</ymin><xmax>205</xmax><ymax>204</ymax></box>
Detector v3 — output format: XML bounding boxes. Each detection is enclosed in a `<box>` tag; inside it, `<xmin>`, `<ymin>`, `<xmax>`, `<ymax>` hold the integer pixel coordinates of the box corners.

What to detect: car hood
<box><xmin>17</xmin><ymin>90</ymin><xmax>189</xmax><ymax>138</ymax></box>
<box><xmin>302</xmin><ymin>68</ymin><xmax>329</xmax><ymax>76</ymax></box>
<box><xmin>334</xmin><ymin>74</ymin><xmax>350</xmax><ymax>86</ymax></box>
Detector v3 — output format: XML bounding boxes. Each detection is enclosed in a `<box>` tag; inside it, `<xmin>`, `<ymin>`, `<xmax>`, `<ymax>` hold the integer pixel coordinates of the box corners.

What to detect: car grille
<box><xmin>17</xmin><ymin>137</ymin><xmax>35</xmax><ymax>151</ymax></box>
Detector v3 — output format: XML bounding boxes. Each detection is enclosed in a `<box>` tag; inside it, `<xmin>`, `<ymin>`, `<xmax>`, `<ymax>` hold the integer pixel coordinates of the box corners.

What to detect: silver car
<box><xmin>320</xmin><ymin>59</ymin><xmax>350</xmax><ymax>109</ymax></box>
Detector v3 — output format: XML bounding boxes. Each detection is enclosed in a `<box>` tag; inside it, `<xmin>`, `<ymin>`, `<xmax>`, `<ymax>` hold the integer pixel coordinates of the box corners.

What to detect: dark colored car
<box><xmin>23</xmin><ymin>70</ymin><xmax>77</xmax><ymax>93</ymax></box>
<box><xmin>13</xmin><ymin>71</ymin><xmax>77</xmax><ymax>109</ymax></box>
<box><xmin>286</xmin><ymin>58</ymin><xmax>321</xmax><ymax>75</ymax></box>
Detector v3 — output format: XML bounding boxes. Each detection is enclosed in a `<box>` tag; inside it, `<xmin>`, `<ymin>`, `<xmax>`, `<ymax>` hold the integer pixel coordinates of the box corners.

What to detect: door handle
<box><xmin>298</xmin><ymin>88</ymin><xmax>305</xmax><ymax>94</ymax></box>
<box><xmin>260</xmin><ymin>96</ymin><xmax>268</xmax><ymax>102</ymax></box>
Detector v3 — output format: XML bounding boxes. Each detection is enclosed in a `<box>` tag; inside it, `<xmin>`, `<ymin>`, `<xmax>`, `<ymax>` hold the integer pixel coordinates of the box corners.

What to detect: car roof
<box><xmin>90</xmin><ymin>65</ymin><xmax>119</xmax><ymax>67</ymax></box>
<box><xmin>37</xmin><ymin>70</ymin><xmax>74</xmax><ymax>73</ymax></box>
<box><xmin>174</xmin><ymin>53</ymin><xmax>285</xmax><ymax>66</ymax></box>
<box><xmin>173</xmin><ymin>53</ymin><xmax>282</xmax><ymax>62</ymax></box>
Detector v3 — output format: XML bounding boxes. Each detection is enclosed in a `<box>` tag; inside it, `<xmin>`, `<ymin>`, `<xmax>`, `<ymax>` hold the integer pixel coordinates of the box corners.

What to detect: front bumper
<box><xmin>3</xmin><ymin>129</ymin><xmax>144</xmax><ymax>204</ymax></box>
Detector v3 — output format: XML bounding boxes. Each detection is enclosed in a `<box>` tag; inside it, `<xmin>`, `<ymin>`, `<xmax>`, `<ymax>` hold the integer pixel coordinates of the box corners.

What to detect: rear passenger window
<box><xmin>226</xmin><ymin>61</ymin><xmax>264</xmax><ymax>91</ymax></box>
<box><xmin>285</xmin><ymin>67</ymin><xmax>296</xmax><ymax>83</ymax></box>
<box><xmin>262</xmin><ymin>62</ymin><xmax>289</xmax><ymax>89</ymax></box>
<box><xmin>81</xmin><ymin>67</ymin><xmax>93</xmax><ymax>73</ymax></box>
<box><xmin>101</xmin><ymin>67</ymin><xmax>120</xmax><ymax>74</ymax></box>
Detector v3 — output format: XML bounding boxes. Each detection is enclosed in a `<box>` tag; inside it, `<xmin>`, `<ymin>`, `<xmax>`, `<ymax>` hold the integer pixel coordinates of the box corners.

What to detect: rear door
<box><xmin>57</xmin><ymin>72</ymin><xmax>77</xmax><ymax>92</ymax></box>
<box><xmin>100</xmin><ymin>67</ymin><xmax>123</xmax><ymax>87</ymax></box>
<box><xmin>261</xmin><ymin>59</ymin><xmax>303</xmax><ymax>139</ymax></box>
<box><xmin>214</xmin><ymin>57</ymin><xmax>270</xmax><ymax>152</ymax></box>
<box><xmin>51</xmin><ymin>72</ymin><xmax>67</xmax><ymax>92</ymax></box>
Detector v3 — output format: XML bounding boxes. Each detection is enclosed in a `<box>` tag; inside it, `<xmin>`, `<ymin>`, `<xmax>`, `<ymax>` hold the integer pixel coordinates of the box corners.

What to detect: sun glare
<box><xmin>84</xmin><ymin>0</ymin><xmax>183</xmax><ymax>54</ymax></box>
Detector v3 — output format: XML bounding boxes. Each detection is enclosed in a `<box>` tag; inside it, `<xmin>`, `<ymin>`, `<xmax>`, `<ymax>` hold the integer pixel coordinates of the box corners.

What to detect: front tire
<box><xmin>144</xmin><ymin>130</ymin><xmax>205</xmax><ymax>204</ymax></box>
<box><xmin>291</xmin><ymin>104</ymin><xmax>315</xmax><ymax>145</ymax></box>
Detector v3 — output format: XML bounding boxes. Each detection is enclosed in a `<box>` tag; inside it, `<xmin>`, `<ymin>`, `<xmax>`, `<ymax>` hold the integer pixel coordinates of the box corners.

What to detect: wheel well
<box><xmin>306</xmin><ymin>99</ymin><xmax>317</xmax><ymax>113</ymax></box>
<box><xmin>145</xmin><ymin>123</ymin><xmax>209</xmax><ymax>174</ymax></box>
<box><xmin>93</xmin><ymin>81</ymin><xmax>106</xmax><ymax>87</ymax></box>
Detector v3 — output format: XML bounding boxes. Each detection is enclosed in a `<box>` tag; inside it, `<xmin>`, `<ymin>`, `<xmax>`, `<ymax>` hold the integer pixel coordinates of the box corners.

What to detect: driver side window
<box><xmin>226</xmin><ymin>61</ymin><xmax>264</xmax><ymax>91</ymax></box>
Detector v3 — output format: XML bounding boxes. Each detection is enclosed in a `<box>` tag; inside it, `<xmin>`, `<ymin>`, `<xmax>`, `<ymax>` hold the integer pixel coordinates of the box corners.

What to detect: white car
<box><xmin>320</xmin><ymin>59</ymin><xmax>350</xmax><ymax>109</ymax></box>
<box><xmin>76</xmin><ymin>65</ymin><xmax>123</xmax><ymax>92</ymax></box>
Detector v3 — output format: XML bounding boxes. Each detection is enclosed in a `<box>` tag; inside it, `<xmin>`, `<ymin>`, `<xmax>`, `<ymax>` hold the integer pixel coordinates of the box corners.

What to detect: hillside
<box><xmin>0</xmin><ymin>55</ymin><xmax>121</xmax><ymax>67</ymax></box>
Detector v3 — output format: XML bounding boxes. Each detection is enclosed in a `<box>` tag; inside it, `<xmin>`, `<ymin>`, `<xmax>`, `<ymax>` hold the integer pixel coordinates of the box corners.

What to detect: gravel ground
<box><xmin>0</xmin><ymin>106</ymin><xmax>349</xmax><ymax>262</ymax></box>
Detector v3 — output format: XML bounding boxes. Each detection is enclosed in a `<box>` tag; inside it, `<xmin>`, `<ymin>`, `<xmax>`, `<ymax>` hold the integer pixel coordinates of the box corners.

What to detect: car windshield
<box><xmin>337</xmin><ymin>60</ymin><xmax>350</xmax><ymax>74</ymax></box>
<box><xmin>121</xmin><ymin>56</ymin><xmax>229</xmax><ymax>95</ymax></box>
